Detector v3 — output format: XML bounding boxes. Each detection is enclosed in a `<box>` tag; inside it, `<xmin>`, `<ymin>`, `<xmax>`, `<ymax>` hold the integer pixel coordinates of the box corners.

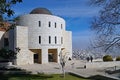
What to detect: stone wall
<box><xmin>62</xmin><ymin>31</ymin><xmax>72</xmax><ymax>59</ymax></box>
<box><xmin>9</xmin><ymin>29</ymin><xmax>14</xmax><ymax>51</ymax></box>
<box><xmin>86</xmin><ymin>61</ymin><xmax>120</xmax><ymax>69</ymax></box>
<box><xmin>15</xmin><ymin>14</ymin><xmax>72</xmax><ymax>65</ymax></box>
<box><xmin>14</xmin><ymin>26</ymin><xmax>33</xmax><ymax>65</ymax></box>
<box><xmin>0</xmin><ymin>31</ymin><xmax>5</xmax><ymax>49</ymax></box>
<box><xmin>17</xmin><ymin>14</ymin><xmax>65</xmax><ymax>49</ymax></box>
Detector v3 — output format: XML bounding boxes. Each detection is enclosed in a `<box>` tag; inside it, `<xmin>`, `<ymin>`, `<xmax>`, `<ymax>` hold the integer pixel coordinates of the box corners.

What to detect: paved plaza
<box><xmin>14</xmin><ymin>60</ymin><xmax>120</xmax><ymax>80</ymax></box>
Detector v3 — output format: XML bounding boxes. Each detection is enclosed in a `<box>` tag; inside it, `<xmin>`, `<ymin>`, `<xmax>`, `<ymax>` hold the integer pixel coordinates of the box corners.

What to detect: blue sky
<box><xmin>11</xmin><ymin>0</ymin><xmax>100</xmax><ymax>50</ymax></box>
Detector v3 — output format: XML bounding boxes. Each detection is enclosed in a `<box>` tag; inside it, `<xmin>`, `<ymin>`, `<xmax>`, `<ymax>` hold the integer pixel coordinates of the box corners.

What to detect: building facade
<box><xmin>0</xmin><ymin>8</ymin><xmax>72</xmax><ymax>65</ymax></box>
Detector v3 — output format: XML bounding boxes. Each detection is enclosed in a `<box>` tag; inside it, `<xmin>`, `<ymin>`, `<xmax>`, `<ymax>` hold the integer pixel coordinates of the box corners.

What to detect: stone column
<box><xmin>57</xmin><ymin>48</ymin><xmax>61</xmax><ymax>63</ymax></box>
<box><xmin>41</xmin><ymin>48</ymin><xmax>48</xmax><ymax>64</ymax></box>
<box><xmin>38</xmin><ymin>53</ymin><xmax>41</xmax><ymax>64</ymax></box>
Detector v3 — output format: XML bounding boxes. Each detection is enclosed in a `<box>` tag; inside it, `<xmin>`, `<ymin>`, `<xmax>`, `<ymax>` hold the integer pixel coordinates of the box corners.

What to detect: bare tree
<box><xmin>90</xmin><ymin>0</ymin><xmax>120</xmax><ymax>52</ymax></box>
<box><xmin>59</xmin><ymin>48</ymin><xmax>69</xmax><ymax>78</ymax></box>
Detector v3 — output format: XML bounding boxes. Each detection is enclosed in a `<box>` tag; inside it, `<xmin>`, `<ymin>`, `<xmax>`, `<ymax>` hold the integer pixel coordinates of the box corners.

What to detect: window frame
<box><xmin>61</xmin><ymin>37</ymin><xmax>63</xmax><ymax>44</ymax></box>
<box><xmin>49</xmin><ymin>36</ymin><xmax>51</xmax><ymax>44</ymax></box>
<box><xmin>55</xmin><ymin>36</ymin><xmax>57</xmax><ymax>44</ymax></box>
<box><xmin>39</xmin><ymin>21</ymin><xmax>41</xmax><ymax>27</ymax></box>
<box><xmin>55</xmin><ymin>22</ymin><xmax>57</xmax><ymax>28</ymax></box>
<box><xmin>39</xmin><ymin>36</ymin><xmax>41</xmax><ymax>44</ymax></box>
<box><xmin>49</xmin><ymin>21</ymin><xmax>51</xmax><ymax>27</ymax></box>
<box><xmin>61</xmin><ymin>24</ymin><xmax>63</xmax><ymax>29</ymax></box>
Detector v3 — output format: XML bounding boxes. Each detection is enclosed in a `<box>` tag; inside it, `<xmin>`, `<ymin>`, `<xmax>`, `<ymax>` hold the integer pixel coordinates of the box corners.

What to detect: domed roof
<box><xmin>30</xmin><ymin>8</ymin><xmax>52</xmax><ymax>15</ymax></box>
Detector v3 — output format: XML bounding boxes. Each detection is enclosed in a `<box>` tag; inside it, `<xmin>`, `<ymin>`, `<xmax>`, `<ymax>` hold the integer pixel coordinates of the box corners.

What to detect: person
<box><xmin>90</xmin><ymin>56</ymin><xmax>93</xmax><ymax>62</ymax></box>
<box><xmin>86</xmin><ymin>57</ymin><xmax>89</xmax><ymax>62</ymax></box>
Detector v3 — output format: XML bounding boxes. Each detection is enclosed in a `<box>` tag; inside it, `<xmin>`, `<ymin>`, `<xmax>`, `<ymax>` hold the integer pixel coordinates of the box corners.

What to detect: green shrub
<box><xmin>116</xmin><ymin>56</ymin><xmax>120</xmax><ymax>61</ymax></box>
<box><xmin>103</xmin><ymin>55</ymin><xmax>113</xmax><ymax>62</ymax></box>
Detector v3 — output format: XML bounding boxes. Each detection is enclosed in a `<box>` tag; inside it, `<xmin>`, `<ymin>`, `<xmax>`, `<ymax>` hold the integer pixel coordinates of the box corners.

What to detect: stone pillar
<box><xmin>28</xmin><ymin>50</ymin><xmax>34</xmax><ymax>64</ymax></box>
<box><xmin>41</xmin><ymin>48</ymin><xmax>48</xmax><ymax>64</ymax></box>
<box><xmin>57</xmin><ymin>48</ymin><xmax>61</xmax><ymax>63</ymax></box>
<box><xmin>38</xmin><ymin>53</ymin><xmax>41</xmax><ymax>64</ymax></box>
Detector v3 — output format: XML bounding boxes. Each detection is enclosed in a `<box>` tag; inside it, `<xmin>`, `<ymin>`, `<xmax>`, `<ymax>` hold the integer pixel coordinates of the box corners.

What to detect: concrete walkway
<box><xmin>14</xmin><ymin>60</ymin><xmax>120</xmax><ymax>80</ymax></box>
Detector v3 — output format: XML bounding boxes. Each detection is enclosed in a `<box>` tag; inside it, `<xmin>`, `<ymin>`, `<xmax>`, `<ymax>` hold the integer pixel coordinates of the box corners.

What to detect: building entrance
<box><xmin>48</xmin><ymin>49</ymin><xmax>57</xmax><ymax>62</ymax></box>
<box><xmin>34</xmin><ymin>54</ymin><xmax>38</xmax><ymax>63</ymax></box>
<box><xmin>30</xmin><ymin>49</ymin><xmax>41</xmax><ymax>64</ymax></box>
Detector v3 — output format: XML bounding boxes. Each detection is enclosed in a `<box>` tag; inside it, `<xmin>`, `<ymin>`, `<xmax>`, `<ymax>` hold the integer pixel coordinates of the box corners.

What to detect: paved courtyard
<box><xmin>14</xmin><ymin>60</ymin><xmax>120</xmax><ymax>80</ymax></box>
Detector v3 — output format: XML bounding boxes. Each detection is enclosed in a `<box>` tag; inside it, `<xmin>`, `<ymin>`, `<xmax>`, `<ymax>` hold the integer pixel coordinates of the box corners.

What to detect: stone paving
<box><xmin>14</xmin><ymin>60</ymin><xmax>120</xmax><ymax>80</ymax></box>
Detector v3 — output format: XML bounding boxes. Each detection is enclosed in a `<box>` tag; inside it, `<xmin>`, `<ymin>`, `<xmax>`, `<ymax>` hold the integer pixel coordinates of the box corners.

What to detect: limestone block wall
<box><xmin>0</xmin><ymin>31</ymin><xmax>5</xmax><ymax>49</ymax></box>
<box><xmin>62</xmin><ymin>31</ymin><xmax>72</xmax><ymax>58</ymax></box>
<box><xmin>17</xmin><ymin>14</ymin><xmax>65</xmax><ymax>49</ymax></box>
<box><xmin>9</xmin><ymin>29</ymin><xmax>14</xmax><ymax>51</ymax></box>
<box><xmin>15</xmin><ymin>14</ymin><xmax>72</xmax><ymax>64</ymax></box>
<box><xmin>4</xmin><ymin>31</ymin><xmax>9</xmax><ymax>38</ymax></box>
<box><xmin>14</xmin><ymin>26</ymin><xmax>33</xmax><ymax>65</ymax></box>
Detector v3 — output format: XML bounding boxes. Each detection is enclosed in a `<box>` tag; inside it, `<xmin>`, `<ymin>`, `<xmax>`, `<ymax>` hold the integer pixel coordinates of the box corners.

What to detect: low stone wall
<box><xmin>86</xmin><ymin>61</ymin><xmax>120</xmax><ymax>69</ymax></box>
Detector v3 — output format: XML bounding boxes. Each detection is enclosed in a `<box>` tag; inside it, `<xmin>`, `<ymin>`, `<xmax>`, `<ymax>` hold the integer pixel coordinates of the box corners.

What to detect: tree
<box><xmin>0</xmin><ymin>0</ymin><xmax>22</xmax><ymax>17</ymax></box>
<box><xmin>90</xmin><ymin>0</ymin><xmax>120</xmax><ymax>52</ymax></box>
<box><xmin>59</xmin><ymin>48</ymin><xmax>69</xmax><ymax>78</ymax></box>
<box><xmin>0</xmin><ymin>48</ymin><xmax>17</xmax><ymax>62</ymax></box>
<box><xmin>0</xmin><ymin>0</ymin><xmax>22</xmax><ymax>31</ymax></box>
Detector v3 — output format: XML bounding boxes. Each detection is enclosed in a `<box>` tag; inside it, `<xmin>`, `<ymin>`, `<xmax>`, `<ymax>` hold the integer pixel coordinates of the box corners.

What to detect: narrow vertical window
<box><xmin>55</xmin><ymin>22</ymin><xmax>56</xmax><ymax>28</ymax></box>
<box><xmin>39</xmin><ymin>36</ymin><xmax>41</xmax><ymax>44</ymax></box>
<box><xmin>61</xmin><ymin>37</ymin><xmax>63</xmax><ymax>44</ymax></box>
<box><xmin>49</xmin><ymin>21</ymin><xmax>51</xmax><ymax>27</ymax></box>
<box><xmin>49</xmin><ymin>36</ymin><xmax>51</xmax><ymax>44</ymax></box>
<box><xmin>61</xmin><ymin>24</ymin><xmax>63</xmax><ymax>29</ymax></box>
<box><xmin>55</xmin><ymin>36</ymin><xmax>57</xmax><ymax>44</ymax></box>
<box><xmin>39</xmin><ymin>21</ymin><xmax>41</xmax><ymax>27</ymax></box>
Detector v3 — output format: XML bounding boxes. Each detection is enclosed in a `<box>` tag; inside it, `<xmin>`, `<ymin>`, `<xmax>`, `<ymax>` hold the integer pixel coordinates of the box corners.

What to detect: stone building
<box><xmin>0</xmin><ymin>8</ymin><xmax>72</xmax><ymax>65</ymax></box>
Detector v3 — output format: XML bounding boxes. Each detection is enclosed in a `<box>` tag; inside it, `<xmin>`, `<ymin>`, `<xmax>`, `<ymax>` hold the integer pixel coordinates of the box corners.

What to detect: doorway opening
<box><xmin>48</xmin><ymin>49</ymin><xmax>57</xmax><ymax>62</ymax></box>
<box><xmin>30</xmin><ymin>49</ymin><xmax>41</xmax><ymax>64</ymax></box>
<box><xmin>34</xmin><ymin>54</ymin><xmax>38</xmax><ymax>63</ymax></box>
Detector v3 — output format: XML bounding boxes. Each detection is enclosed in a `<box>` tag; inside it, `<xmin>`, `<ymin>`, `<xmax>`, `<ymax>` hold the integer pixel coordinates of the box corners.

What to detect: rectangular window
<box><xmin>39</xmin><ymin>21</ymin><xmax>41</xmax><ymax>27</ymax></box>
<box><xmin>61</xmin><ymin>37</ymin><xmax>63</xmax><ymax>44</ymax></box>
<box><xmin>61</xmin><ymin>24</ymin><xmax>63</xmax><ymax>29</ymax></box>
<box><xmin>49</xmin><ymin>21</ymin><xmax>51</xmax><ymax>27</ymax></box>
<box><xmin>55</xmin><ymin>36</ymin><xmax>57</xmax><ymax>44</ymax></box>
<box><xmin>4</xmin><ymin>38</ymin><xmax>9</xmax><ymax>47</ymax></box>
<box><xmin>39</xmin><ymin>36</ymin><xmax>41</xmax><ymax>44</ymax></box>
<box><xmin>55</xmin><ymin>22</ymin><xmax>56</xmax><ymax>28</ymax></box>
<box><xmin>49</xmin><ymin>36</ymin><xmax>51</xmax><ymax>44</ymax></box>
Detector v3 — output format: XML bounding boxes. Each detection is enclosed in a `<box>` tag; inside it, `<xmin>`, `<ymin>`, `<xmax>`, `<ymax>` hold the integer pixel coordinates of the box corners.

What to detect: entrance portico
<box><xmin>30</xmin><ymin>48</ymin><xmax>59</xmax><ymax>64</ymax></box>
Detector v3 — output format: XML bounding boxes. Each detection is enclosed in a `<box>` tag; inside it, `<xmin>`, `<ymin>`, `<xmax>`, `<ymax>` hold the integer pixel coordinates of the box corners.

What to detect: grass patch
<box><xmin>0</xmin><ymin>73</ymin><xmax>118</xmax><ymax>80</ymax></box>
<box><xmin>0</xmin><ymin>74</ymin><xmax>89</xmax><ymax>80</ymax></box>
<box><xmin>0</xmin><ymin>67</ymin><xmax>117</xmax><ymax>80</ymax></box>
